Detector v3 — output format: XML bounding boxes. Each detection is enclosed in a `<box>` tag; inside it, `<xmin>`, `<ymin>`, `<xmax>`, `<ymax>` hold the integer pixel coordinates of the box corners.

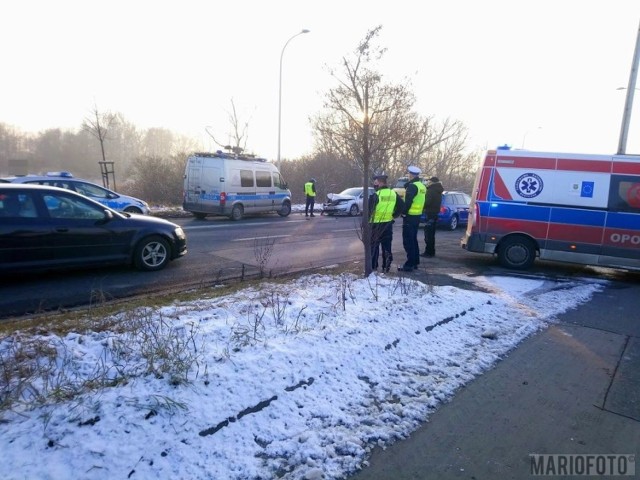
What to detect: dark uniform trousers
<box><xmin>371</xmin><ymin>221</ymin><xmax>394</xmax><ymax>271</ymax></box>
<box><xmin>423</xmin><ymin>213</ymin><xmax>438</xmax><ymax>256</ymax></box>
<box><xmin>402</xmin><ymin>214</ymin><xmax>421</xmax><ymax>268</ymax></box>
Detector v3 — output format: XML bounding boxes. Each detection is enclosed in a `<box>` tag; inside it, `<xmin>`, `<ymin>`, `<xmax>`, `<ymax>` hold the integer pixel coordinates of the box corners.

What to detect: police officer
<box><xmin>399</xmin><ymin>166</ymin><xmax>426</xmax><ymax>271</ymax></box>
<box><xmin>369</xmin><ymin>174</ymin><xmax>404</xmax><ymax>272</ymax></box>
<box><xmin>304</xmin><ymin>178</ymin><xmax>316</xmax><ymax>217</ymax></box>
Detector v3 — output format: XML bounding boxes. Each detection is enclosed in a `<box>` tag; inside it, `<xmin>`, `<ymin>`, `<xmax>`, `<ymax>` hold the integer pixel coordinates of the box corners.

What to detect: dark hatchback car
<box><xmin>420</xmin><ymin>191</ymin><xmax>472</xmax><ymax>230</ymax></box>
<box><xmin>0</xmin><ymin>184</ymin><xmax>187</xmax><ymax>272</ymax></box>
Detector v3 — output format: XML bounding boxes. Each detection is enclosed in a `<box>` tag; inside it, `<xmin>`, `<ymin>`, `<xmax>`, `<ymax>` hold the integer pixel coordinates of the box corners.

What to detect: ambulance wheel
<box><xmin>497</xmin><ymin>236</ymin><xmax>536</xmax><ymax>270</ymax></box>
<box><xmin>231</xmin><ymin>205</ymin><xmax>244</xmax><ymax>221</ymax></box>
<box><xmin>278</xmin><ymin>201</ymin><xmax>291</xmax><ymax>217</ymax></box>
<box><xmin>349</xmin><ymin>204</ymin><xmax>359</xmax><ymax>216</ymax></box>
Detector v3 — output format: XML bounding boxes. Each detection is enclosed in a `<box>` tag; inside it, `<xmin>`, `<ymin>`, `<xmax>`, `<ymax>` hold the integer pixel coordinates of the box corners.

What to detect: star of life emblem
<box><xmin>515</xmin><ymin>173</ymin><xmax>543</xmax><ymax>198</ymax></box>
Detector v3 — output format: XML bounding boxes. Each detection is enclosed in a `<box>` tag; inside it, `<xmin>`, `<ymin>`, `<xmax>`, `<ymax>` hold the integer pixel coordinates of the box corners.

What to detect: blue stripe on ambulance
<box><xmin>479</xmin><ymin>201</ymin><xmax>615</xmax><ymax>227</ymax></box>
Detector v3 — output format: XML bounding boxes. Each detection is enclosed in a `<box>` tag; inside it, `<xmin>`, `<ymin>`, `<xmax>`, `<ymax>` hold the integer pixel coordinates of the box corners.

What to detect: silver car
<box><xmin>321</xmin><ymin>187</ymin><xmax>375</xmax><ymax>216</ymax></box>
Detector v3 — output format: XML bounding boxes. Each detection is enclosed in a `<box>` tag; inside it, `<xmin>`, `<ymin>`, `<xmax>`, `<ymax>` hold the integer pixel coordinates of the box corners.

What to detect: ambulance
<box><xmin>183</xmin><ymin>151</ymin><xmax>292</xmax><ymax>220</ymax></box>
<box><xmin>461</xmin><ymin>147</ymin><xmax>640</xmax><ymax>270</ymax></box>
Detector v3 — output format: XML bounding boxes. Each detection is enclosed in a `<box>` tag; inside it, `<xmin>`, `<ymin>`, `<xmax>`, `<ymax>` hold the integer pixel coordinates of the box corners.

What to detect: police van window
<box><xmin>240</xmin><ymin>170</ymin><xmax>254</xmax><ymax>187</ymax></box>
<box><xmin>256</xmin><ymin>171</ymin><xmax>272</xmax><ymax>188</ymax></box>
<box><xmin>273</xmin><ymin>173</ymin><xmax>284</xmax><ymax>189</ymax></box>
<box><xmin>608</xmin><ymin>175</ymin><xmax>640</xmax><ymax>213</ymax></box>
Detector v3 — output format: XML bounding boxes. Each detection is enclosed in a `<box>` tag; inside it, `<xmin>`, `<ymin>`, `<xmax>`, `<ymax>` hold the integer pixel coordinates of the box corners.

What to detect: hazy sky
<box><xmin>2</xmin><ymin>0</ymin><xmax>640</xmax><ymax>160</ymax></box>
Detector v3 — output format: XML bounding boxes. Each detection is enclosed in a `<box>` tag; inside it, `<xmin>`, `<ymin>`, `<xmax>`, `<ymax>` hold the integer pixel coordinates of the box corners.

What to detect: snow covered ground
<box><xmin>0</xmin><ymin>272</ymin><xmax>605</xmax><ymax>479</ymax></box>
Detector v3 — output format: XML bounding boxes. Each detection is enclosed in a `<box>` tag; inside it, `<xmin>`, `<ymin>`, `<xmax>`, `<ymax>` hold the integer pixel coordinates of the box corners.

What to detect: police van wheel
<box><xmin>497</xmin><ymin>236</ymin><xmax>536</xmax><ymax>270</ymax></box>
<box><xmin>278</xmin><ymin>202</ymin><xmax>291</xmax><ymax>217</ymax></box>
<box><xmin>231</xmin><ymin>205</ymin><xmax>244</xmax><ymax>221</ymax></box>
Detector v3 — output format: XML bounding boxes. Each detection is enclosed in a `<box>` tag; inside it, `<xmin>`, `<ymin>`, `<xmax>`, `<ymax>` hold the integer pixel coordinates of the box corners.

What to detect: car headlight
<box><xmin>174</xmin><ymin>227</ymin><xmax>186</xmax><ymax>239</ymax></box>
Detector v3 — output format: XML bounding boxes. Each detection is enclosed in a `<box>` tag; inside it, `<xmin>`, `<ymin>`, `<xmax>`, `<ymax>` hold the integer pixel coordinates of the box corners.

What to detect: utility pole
<box><xmin>617</xmin><ymin>20</ymin><xmax>640</xmax><ymax>155</ymax></box>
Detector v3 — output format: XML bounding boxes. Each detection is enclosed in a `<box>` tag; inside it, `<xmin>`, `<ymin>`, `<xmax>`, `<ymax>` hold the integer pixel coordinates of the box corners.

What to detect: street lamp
<box><xmin>521</xmin><ymin>126</ymin><xmax>542</xmax><ymax>149</ymax></box>
<box><xmin>277</xmin><ymin>29</ymin><xmax>310</xmax><ymax>168</ymax></box>
<box><xmin>617</xmin><ymin>20</ymin><xmax>640</xmax><ymax>155</ymax></box>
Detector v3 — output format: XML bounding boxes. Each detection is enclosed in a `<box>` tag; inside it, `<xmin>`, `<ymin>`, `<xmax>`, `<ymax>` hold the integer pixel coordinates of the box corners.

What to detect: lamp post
<box><xmin>277</xmin><ymin>29</ymin><xmax>310</xmax><ymax>169</ymax></box>
<box><xmin>617</xmin><ymin>20</ymin><xmax>640</xmax><ymax>155</ymax></box>
<box><xmin>521</xmin><ymin>126</ymin><xmax>542</xmax><ymax>149</ymax></box>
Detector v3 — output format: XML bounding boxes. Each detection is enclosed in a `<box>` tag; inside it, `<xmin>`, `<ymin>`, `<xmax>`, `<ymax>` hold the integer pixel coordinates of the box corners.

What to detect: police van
<box><xmin>462</xmin><ymin>148</ymin><xmax>640</xmax><ymax>270</ymax></box>
<box><xmin>182</xmin><ymin>151</ymin><xmax>292</xmax><ymax>220</ymax></box>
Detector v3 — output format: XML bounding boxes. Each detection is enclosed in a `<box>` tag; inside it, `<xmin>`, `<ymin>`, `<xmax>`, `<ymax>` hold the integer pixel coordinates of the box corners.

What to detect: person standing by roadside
<box><xmin>421</xmin><ymin>176</ymin><xmax>444</xmax><ymax>258</ymax></box>
<box><xmin>399</xmin><ymin>166</ymin><xmax>426</xmax><ymax>272</ymax></box>
<box><xmin>369</xmin><ymin>174</ymin><xmax>404</xmax><ymax>273</ymax></box>
<box><xmin>304</xmin><ymin>178</ymin><xmax>316</xmax><ymax>217</ymax></box>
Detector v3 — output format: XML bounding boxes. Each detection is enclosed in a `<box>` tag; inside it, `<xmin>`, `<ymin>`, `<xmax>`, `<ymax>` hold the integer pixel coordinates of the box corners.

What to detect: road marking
<box><xmin>182</xmin><ymin>220</ymin><xmax>307</xmax><ymax>231</ymax></box>
<box><xmin>233</xmin><ymin>235</ymin><xmax>291</xmax><ymax>241</ymax></box>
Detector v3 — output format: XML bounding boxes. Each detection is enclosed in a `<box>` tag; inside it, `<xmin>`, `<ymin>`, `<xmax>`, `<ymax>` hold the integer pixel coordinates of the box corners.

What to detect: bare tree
<box><xmin>82</xmin><ymin>102</ymin><xmax>117</xmax><ymax>165</ymax></box>
<box><xmin>205</xmin><ymin>98</ymin><xmax>252</xmax><ymax>155</ymax></box>
<box><xmin>312</xmin><ymin>26</ymin><xmax>418</xmax><ymax>276</ymax></box>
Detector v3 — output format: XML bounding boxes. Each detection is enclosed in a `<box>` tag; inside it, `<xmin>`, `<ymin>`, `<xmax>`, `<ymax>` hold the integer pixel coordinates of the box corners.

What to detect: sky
<box><xmin>0</xmin><ymin>271</ymin><xmax>605</xmax><ymax>479</ymax></box>
<box><xmin>2</xmin><ymin>0</ymin><xmax>640</xmax><ymax>160</ymax></box>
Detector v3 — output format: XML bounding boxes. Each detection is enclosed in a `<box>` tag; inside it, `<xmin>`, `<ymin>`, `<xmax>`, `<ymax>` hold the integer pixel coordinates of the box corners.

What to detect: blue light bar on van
<box><xmin>46</xmin><ymin>171</ymin><xmax>74</xmax><ymax>178</ymax></box>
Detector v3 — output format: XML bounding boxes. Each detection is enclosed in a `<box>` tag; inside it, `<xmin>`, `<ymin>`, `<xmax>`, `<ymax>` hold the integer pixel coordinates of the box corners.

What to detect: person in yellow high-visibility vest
<box><xmin>369</xmin><ymin>174</ymin><xmax>405</xmax><ymax>272</ymax></box>
<box><xmin>398</xmin><ymin>166</ymin><xmax>426</xmax><ymax>271</ymax></box>
<box><xmin>304</xmin><ymin>178</ymin><xmax>316</xmax><ymax>217</ymax></box>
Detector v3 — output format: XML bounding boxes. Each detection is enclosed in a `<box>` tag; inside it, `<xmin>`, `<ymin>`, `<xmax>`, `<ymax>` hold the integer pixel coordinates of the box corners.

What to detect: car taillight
<box><xmin>220</xmin><ymin>192</ymin><xmax>226</xmax><ymax>206</ymax></box>
<box><xmin>439</xmin><ymin>206</ymin><xmax>447</xmax><ymax>214</ymax></box>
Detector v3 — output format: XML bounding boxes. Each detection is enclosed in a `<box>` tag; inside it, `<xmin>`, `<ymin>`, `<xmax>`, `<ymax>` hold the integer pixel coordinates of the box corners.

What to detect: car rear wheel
<box><xmin>448</xmin><ymin>215</ymin><xmax>459</xmax><ymax>230</ymax></box>
<box><xmin>134</xmin><ymin>235</ymin><xmax>170</xmax><ymax>271</ymax></box>
<box><xmin>497</xmin><ymin>235</ymin><xmax>536</xmax><ymax>270</ymax></box>
<box><xmin>349</xmin><ymin>204</ymin><xmax>359</xmax><ymax>216</ymax></box>
<box><xmin>230</xmin><ymin>204</ymin><xmax>244</xmax><ymax>221</ymax></box>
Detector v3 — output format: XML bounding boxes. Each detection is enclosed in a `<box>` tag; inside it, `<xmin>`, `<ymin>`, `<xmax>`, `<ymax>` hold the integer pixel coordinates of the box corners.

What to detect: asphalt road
<box><xmin>2</xmin><ymin>211</ymin><xmax>638</xmax><ymax>320</ymax></box>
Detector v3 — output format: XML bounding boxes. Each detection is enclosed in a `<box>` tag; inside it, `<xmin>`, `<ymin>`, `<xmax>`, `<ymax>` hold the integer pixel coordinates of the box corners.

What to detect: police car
<box><xmin>1</xmin><ymin>172</ymin><xmax>150</xmax><ymax>214</ymax></box>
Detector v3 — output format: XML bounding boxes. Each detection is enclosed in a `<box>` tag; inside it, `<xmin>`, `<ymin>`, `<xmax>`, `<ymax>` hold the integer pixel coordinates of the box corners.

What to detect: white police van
<box><xmin>2</xmin><ymin>172</ymin><xmax>150</xmax><ymax>214</ymax></box>
<box><xmin>183</xmin><ymin>151</ymin><xmax>292</xmax><ymax>220</ymax></box>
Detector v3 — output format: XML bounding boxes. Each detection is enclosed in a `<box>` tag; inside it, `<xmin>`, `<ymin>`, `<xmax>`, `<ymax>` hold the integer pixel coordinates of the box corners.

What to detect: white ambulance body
<box><xmin>462</xmin><ymin>148</ymin><xmax>640</xmax><ymax>270</ymax></box>
<box><xmin>183</xmin><ymin>151</ymin><xmax>292</xmax><ymax>220</ymax></box>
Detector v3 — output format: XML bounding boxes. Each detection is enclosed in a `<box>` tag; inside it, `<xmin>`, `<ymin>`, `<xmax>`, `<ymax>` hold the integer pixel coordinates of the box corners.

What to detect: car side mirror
<box><xmin>97</xmin><ymin>209</ymin><xmax>114</xmax><ymax>224</ymax></box>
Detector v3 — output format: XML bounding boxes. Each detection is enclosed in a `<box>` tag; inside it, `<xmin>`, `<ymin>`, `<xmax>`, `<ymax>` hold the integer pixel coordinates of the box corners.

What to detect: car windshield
<box><xmin>339</xmin><ymin>188</ymin><xmax>362</xmax><ymax>197</ymax></box>
<box><xmin>394</xmin><ymin>178</ymin><xmax>408</xmax><ymax>189</ymax></box>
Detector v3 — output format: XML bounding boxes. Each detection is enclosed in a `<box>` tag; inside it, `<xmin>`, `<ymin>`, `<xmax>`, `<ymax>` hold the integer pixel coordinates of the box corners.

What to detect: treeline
<box><xmin>0</xmin><ymin>118</ymin><xmax>480</xmax><ymax>208</ymax></box>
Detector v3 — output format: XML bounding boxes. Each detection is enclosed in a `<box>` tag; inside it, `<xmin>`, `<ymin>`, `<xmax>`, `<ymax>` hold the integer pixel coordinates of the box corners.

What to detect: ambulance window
<box><xmin>256</xmin><ymin>171</ymin><xmax>272</xmax><ymax>188</ymax></box>
<box><xmin>608</xmin><ymin>175</ymin><xmax>640</xmax><ymax>213</ymax></box>
<box><xmin>240</xmin><ymin>170</ymin><xmax>254</xmax><ymax>187</ymax></box>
